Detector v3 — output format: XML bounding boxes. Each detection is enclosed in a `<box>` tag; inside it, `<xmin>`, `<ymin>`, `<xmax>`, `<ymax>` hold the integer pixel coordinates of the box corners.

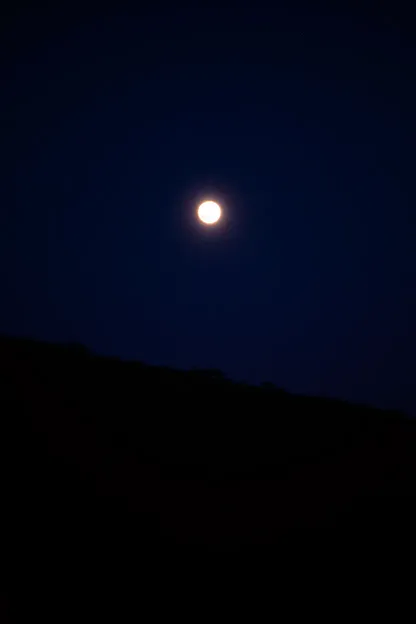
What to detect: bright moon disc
<box><xmin>197</xmin><ymin>201</ymin><xmax>222</xmax><ymax>225</ymax></box>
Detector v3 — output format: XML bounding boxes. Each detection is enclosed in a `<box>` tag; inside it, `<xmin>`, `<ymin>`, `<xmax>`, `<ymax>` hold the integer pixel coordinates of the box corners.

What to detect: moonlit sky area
<box><xmin>2</xmin><ymin>3</ymin><xmax>416</xmax><ymax>415</ymax></box>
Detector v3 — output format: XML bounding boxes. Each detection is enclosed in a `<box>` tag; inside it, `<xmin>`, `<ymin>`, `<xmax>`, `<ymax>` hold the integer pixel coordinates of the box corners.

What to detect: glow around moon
<box><xmin>197</xmin><ymin>201</ymin><xmax>222</xmax><ymax>225</ymax></box>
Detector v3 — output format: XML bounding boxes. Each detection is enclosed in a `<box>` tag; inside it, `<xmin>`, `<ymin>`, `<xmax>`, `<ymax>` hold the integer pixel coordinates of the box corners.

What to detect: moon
<box><xmin>197</xmin><ymin>200</ymin><xmax>222</xmax><ymax>225</ymax></box>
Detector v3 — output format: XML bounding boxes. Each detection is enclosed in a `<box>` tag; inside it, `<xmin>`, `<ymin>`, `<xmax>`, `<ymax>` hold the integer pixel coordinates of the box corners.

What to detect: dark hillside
<box><xmin>1</xmin><ymin>335</ymin><xmax>415</xmax><ymax>615</ymax></box>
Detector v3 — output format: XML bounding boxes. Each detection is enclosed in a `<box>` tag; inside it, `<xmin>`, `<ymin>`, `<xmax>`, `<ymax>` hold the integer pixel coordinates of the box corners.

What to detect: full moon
<box><xmin>197</xmin><ymin>200</ymin><xmax>222</xmax><ymax>225</ymax></box>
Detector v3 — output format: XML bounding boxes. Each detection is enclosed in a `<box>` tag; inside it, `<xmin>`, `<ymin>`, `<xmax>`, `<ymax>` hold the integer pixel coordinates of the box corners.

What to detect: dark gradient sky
<box><xmin>3</xmin><ymin>3</ymin><xmax>415</xmax><ymax>414</ymax></box>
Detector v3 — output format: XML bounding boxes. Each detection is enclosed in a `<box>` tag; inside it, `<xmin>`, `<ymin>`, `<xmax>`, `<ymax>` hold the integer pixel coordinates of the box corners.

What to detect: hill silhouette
<box><xmin>1</xmin><ymin>334</ymin><xmax>415</xmax><ymax>615</ymax></box>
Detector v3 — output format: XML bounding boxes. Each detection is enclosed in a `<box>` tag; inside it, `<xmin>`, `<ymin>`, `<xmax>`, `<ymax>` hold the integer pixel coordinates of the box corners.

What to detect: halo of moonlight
<box><xmin>197</xmin><ymin>200</ymin><xmax>222</xmax><ymax>225</ymax></box>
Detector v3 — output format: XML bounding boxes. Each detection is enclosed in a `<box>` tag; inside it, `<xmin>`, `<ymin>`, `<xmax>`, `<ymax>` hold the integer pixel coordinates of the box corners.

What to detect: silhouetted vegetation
<box><xmin>2</xmin><ymin>334</ymin><xmax>415</xmax><ymax>615</ymax></box>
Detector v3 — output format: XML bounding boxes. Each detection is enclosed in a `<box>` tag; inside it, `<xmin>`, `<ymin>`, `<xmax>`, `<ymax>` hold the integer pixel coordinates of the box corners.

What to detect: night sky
<box><xmin>3</xmin><ymin>3</ymin><xmax>416</xmax><ymax>415</ymax></box>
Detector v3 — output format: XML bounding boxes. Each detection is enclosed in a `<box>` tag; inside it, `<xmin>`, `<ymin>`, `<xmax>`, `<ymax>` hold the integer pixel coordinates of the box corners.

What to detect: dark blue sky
<box><xmin>3</xmin><ymin>3</ymin><xmax>416</xmax><ymax>414</ymax></box>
